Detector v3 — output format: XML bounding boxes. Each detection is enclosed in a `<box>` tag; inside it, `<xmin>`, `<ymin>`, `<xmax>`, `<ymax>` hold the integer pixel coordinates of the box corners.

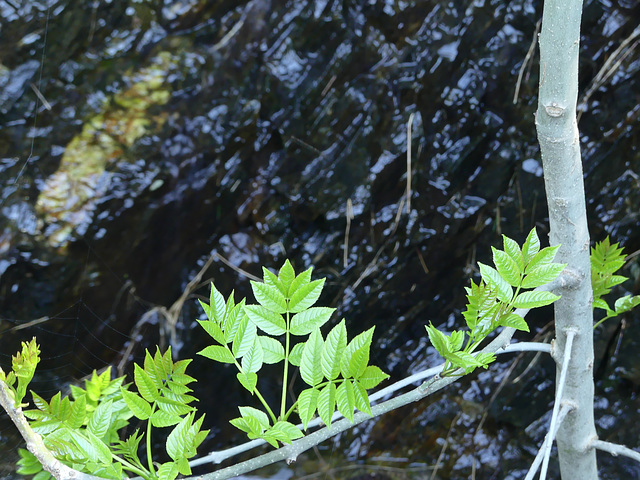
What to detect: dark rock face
<box><xmin>0</xmin><ymin>1</ymin><xmax>639</xmax><ymax>478</ymax></box>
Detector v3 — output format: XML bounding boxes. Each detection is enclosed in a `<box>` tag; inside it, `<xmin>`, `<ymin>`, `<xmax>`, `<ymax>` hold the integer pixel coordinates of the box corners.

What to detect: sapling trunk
<box><xmin>536</xmin><ymin>0</ymin><xmax>598</xmax><ymax>478</ymax></box>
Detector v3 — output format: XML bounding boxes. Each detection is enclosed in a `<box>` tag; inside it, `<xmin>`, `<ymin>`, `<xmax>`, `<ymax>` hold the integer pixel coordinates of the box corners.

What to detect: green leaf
<box><xmin>340</xmin><ymin>327</ymin><xmax>375</xmax><ymax>377</ymax></box>
<box><xmin>244</xmin><ymin>305</ymin><xmax>286</xmax><ymax>336</ymax></box>
<box><xmin>251</xmin><ymin>281</ymin><xmax>288</xmax><ymax>313</ymax></box>
<box><xmin>357</xmin><ymin>366</ymin><xmax>390</xmax><ymax>389</ymax></box>
<box><xmin>288</xmin><ymin>342</ymin><xmax>305</xmax><ymax>367</ymax></box>
<box><xmin>288</xmin><ymin>268</ymin><xmax>312</xmax><ymax>298</ymax></box>
<box><xmin>297</xmin><ymin>388</ymin><xmax>319</xmax><ymax>429</ymax></box>
<box><xmin>259</xmin><ymin>336</ymin><xmax>285</xmax><ymax>364</ymax></box>
<box><xmin>526</xmin><ymin>245</ymin><xmax>561</xmax><ymax>273</ymax></box>
<box><xmin>224</xmin><ymin>300</ymin><xmax>246</xmax><ymax>343</ymax></box>
<box><xmin>198</xmin><ymin>345</ymin><xmax>236</xmax><ymax>364</ymax></box>
<box><xmin>290</xmin><ymin>307</ymin><xmax>335</xmax><ymax>336</ymax></box>
<box><xmin>317</xmin><ymin>382</ymin><xmax>337</xmax><ymax>428</ymax></box>
<box><xmin>88</xmin><ymin>399</ymin><xmax>112</xmax><ymax>439</ymax></box>
<box><xmin>268</xmin><ymin>421</ymin><xmax>304</xmax><ymax>445</ymax></box>
<box><xmin>241</xmin><ymin>338</ymin><xmax>264</xmax><ymax>374</ymax></box>
<box><xmin>239</xmin><ymin>406</ymin><xmax>270</xmax><ymax>430</ymax></box>
<box><xmin>208</xmin><ymin>283</ymin><xmax>227</xmax><ymax>324</ymax></box>
<box><xmin>425</xmin><ymin>323</ymin><xmax>449</xmax><ymax>357</ymax></box>
<box><xmin>151</xmin><ymin>409</ymin><xmax>183</xmax><ymax>428</ymax></box>
<box><xmin>522</xmin><ymin>228</ymin><xmax>541</xmax><ymax>264</ymax></box>
<box><xmin>166</xmin><ymin>415</ymin><xmax>190</xmax><ymax>460</ymax></box>
<box><xmin>263</xmin><ymin>267</ymin><xmax>288</xmax><ymax>297</ymax></box>
<box><xmin>134</xmin><ymin>364</ymin><xmax>159</xmax><ymax>402</ymax></box>
<box><xmin>593</xmin><ymin>297</ymin><xmax>612</xmax><ymax>312</ymax></box>
<box><xmin>236</xmin><ymin>372</ymin><xmax>258</xmax><ymax>394</ymax></box>
<box><xmin>498</xmin><ymin>313</ymin><xmax>529</xmax><ymax>332</ymax></box>
<box><xmin>614</xmin><ymin>295</ymin><xmax>640</xmax><ymax>314</ymax></box>
<box><xmin>278</xmin><ymin>260</ymin><xmax>296</xmax><ymax>294</ymax></box>
<box><xmin>336</xmin><ymin>380</ymin><xmax>356</xmax><ymax>422</ymax></box>
<box><xmin>157</xmin><ymin>397</ymin><xmax>194</xmax><ymax>417</ymax></box>
<box><xmin>352</xmin><ymin>380</ymin><xmax>371</xmax><ymax>415</ymax></box>
<box><xmin>198</xmin><ymin>318</ymin><xmax>226</xmax><ymax>345</ymax></box>
<box><xmin>521</xmin><ymin>263</ymin><xmax>566</xmax><ymax>288</ymax></box>
<box><xmin>512</xmin><ymin>290</ymin><xmax>560</xmax><ymax>309</ymax></box>
<box><xmin>448</xmin><ymin>330</ymin><xmax>465</xmax><ymax>352</ymax></box>
<box><xmin>69</xmin><ymin>394</ymin><xmax>86</xmax><ymax>429</ymax></box>
<box><xmin>78</xmin><ymin>430</ymin><xmax>112</xmax><ymax>464</ymax></box>
<box><xmin>479</xmin><ymin>262</ymin><xmax>513</xmax><ymax>302</ymax></box>
<box><xmin>348</xmin><ymin>345</ymin><xmax>370</xmax><ymax>379</ymax></box>
<box><xmin>289</xmin><ymin>278</ymin><xmax>325</xmax><ymax>313</ymax></box>
<box><xmin>492</xmin><ymin>247</ymin><xmax>522</xmax><ymax>287</ymax></box>
<box><xmin>475</xmin><ymin>352</ymin><xmax>496</xmax><ymax>368</ymax></box>
<box><xmin>300</xmin><ymin>329</ymin><xmax>324</xmax><ymax>387</ymax></box>
<box><xmin>503</xmin><ymin>235</ymin><xmax>525</xmax><ymax>272</ymax></box>
<box><xmin>232</xmin><ymin>315</ymin><xmax>257</xmax><ymax>358</ymax></box>
<box><xmin>157</xmin><ymin>462</ymin><xmax>180</xmax><ymax>480</ymax></box>
<box><xmin>321</xmin><ymin>320</ymin><xmax>347</xmax><ymax>381</ymax></box>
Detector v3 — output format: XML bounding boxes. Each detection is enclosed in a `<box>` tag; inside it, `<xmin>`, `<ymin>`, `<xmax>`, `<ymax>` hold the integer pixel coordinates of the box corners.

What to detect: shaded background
<box><xmin>1</xmin><ymin>0</ymin><xmax>640</xmax><ymax>478</ymax></box>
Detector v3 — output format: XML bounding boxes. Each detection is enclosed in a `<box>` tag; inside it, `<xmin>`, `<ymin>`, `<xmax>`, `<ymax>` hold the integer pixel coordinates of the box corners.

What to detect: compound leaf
<box><xmin>236</xmin><ymin>372</ymin><xmax>258</xmax><ymax>394</ymax></box>
<box><xmin>521</xmin><ymin>262</ymin><xmax>566</xmax><ymax>289</ymax></box>
<box><xmin>244</xmin><ymin>305</ymin><xmax>286</xmax><ymax>336</ymax></box>
<box><xmin>492</xmin><ymin>247</ymin><xmax>522</xmax><ymax>287</ymax></box>
<box><xmin>251</xmin><ymin>281</ymin><xmax>287</xmax><ymax>314</ymax></box>
<box><xmin>512</xmin><ymin>290</ymin><xmax>560</xmax><ymax>309</ymax></box>
<box><xmin>289</xmin><ymin>278</ymin><xmax>325</xmax><ymax>313</ymax></box>
<box><xmin>290</xmin><ymin>307</ymin><xmax>335</xmax><ymax>336</ymax></box>
<box><xmin>479</xmin><ymin>262</ymin><xmax>513</xmax><ymax>302</ymax></box>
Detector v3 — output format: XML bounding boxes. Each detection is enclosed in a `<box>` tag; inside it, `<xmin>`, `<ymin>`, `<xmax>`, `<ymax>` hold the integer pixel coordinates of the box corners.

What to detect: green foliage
<box><xmin>16</xmin><ymin>348</ymin><xmax>208</xmax><ymax>480</ymax></box>
<box><xmin>0</xmin><ymin>337</ymin><xmax>40</xmax><ymax>408</ymax></box>
<box><xmin>198</xmin><ymin>259</ymin><xmax>390</xmax><ymax>446</ymax></box>
<box><xmin>591</xmin><ymin>237</ymin><xmax>640</xmax><ymax>328</ymax></box>
<box><xmin>427</xmin><ymin>228</ymin><xmax>566</xmax><ymax>377</ymax></box>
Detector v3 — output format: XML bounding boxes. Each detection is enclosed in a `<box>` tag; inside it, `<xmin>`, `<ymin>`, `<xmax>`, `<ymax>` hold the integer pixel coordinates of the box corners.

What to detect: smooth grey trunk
<box><xmin>536</xmin><ymin>0</ymin><xmax>598</xmax><ymax>479</ymax></box>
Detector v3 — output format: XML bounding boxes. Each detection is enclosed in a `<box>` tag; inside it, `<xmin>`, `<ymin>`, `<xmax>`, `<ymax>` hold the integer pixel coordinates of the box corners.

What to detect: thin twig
<box><xmin>513</xmin><ymin>19</ymin><xmax>541</xmax><ymax>104</ymax></box>
<box><xmin>539</xmin><ymin>329</ymin><xmax>577</xmax><ymax>479</ymax></box>
<box><xmin>343</xmin><ymin>199</ymin><xmax>353</xmax><ymax>268</ymax></box>
<box><xmin>591</xmin><ymin>439</ymin><xmax>640</xmax><ymax>463</ymax></box>
<box><xmin>406</xmin><ymin>113</ymin><xmax>415</xmax><ymax>213</ymax></box>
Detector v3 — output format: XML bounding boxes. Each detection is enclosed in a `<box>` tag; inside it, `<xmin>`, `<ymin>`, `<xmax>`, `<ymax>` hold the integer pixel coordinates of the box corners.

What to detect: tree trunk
<box><xmin>536</xmin><ymin>0</ymin><xmax>598</xmax><ymax>479</ymax></box>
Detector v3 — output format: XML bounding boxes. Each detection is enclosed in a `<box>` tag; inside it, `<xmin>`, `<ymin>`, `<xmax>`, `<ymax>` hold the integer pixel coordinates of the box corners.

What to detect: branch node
<box><xmin>544</xmin><ymin>102</ymin><xmax>565</xmax><ymax>117</ymax></box>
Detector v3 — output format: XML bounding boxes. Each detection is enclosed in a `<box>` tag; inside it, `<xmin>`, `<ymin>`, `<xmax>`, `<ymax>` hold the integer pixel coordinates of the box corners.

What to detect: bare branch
<box><xmin>591</xmin><ymin>439</ymin><xmax>640</xmax><ymax>464</ymax></box>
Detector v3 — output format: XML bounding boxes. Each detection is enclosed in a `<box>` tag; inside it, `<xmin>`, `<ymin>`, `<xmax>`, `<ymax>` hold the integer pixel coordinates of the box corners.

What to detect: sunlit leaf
<box><xmin>268</xmin><ymin>421</ymin><xmax>303</xmax><ymax>445</ymax></box>
<box><xmin>278</xmin><ymin>260</ymin><xmax>296</xmax><ymax>294</ymax></box>
<box><xmin>288</xmin><ymin>278</ymin><xmax>325</xmax><ymax>313</ymax></box>
<box><xmin>503</xmin><ymin>235</ymin><xmax>525</xmax><ymax>272</ymax></box>
<box><xmin>492</xmin><ymin>247</ymin><xmax>522</xmax><ymax>287</ymax></box>
<box><xmin>232</xmin><ymin>315</ymin><xmax>257</xmax><ymax>358</ymax></box>
<box><xmin>357</xmin><ymin>366</ymin><xmax>389</xmax><ymax>389</ymax></box>
<box><xmin>197</xmin><ymin>319</ymin><xmax>225</xmax><ymax>345</ymax></box>
<box><xmin>241</xmin><ymin>338</ymin><xmax>264</xmax><ymax>374</ymax></box>
<box><xmin>352</xmin><ymin>380</ymin><xmax>371</xmax><ymax>415</ymax></box>
<box><xmin>239</xmin><ymin>406</ymin><xmax>270</xmax><ymax>430</ymax></box>
<box><xmin>297</xmin><ymin>388</ymin><xmax>319</xmax><ymax>429</ymax></box>
<box><xmin>259</xmin><ymin>336</ymin><xmax>285</xmax><ymax>364</ymax></box>
<box><xmin>290</xmin><ymin>307</ymin><xmax>335</xmax><ymax>336</ymax></box>
<box><xmin>236</xmin><ymin>372</ymin><xmax>258</xmax><ymax>394</ymax></box>
<box><xmin>209</xmin><ymin>283</ymin><xmax>227</xmax><ymax>324</ymax></box>
<box><xmin>526</xmin><ymin>245</ymin><xmax>560</xmax><ymax>273</ymax></box>
<box><xmin>340</xmin><ymin>327</ymin><xmax>374</xmax><ymax>378</ymax></box>
<box><xmin>198</xmin><ymin>345</ymin><xmax>235</xmax><ymax>364</ymax></box>
<box><xmin>336</xmin><ymin>380</ymin><xmax>355</xmax><ymax>423</ymax></box>
<box><xmin>244</xmin><ymin>305</ymin><xmax>286</xmax><ymax>336</ymax></box>
<box><xmin>317</xmin><ymin>382</ymin><xmax>336</xmax><ymax>428</ymax></box>
<box><xmin>288</xmin><ymin>342</ymin><xmax>305</xmax><ymax>367</ymax></box>
<box><xmin>497</xmin><ymin>313</ymin><xmax>529</xmax><ymax>332</ymax></box>
<box><xmin>134</xmin><ymin>364</ymin><xmax>159</xmax><ymax>402</ymax></box>
<box><xmin>522</xmin><ymin>228</ymin><xmax>541</xmax><ymax>264</ymax></box>
<box><xmin>512</xmin><ymin>290</ymin><xmax>560</xmax><ymax>309</ymax></box>
<box><xmin>321</xmin><ymin>320</ymin><xmax>347</xmax><ymax>381</ymax></box>
<box><xmin>300</xmin><ymin>329</ymin><xmax>324</xmax><ymax>387</ymax></box>
<box><xmin>521</xmin><ymin>262</ymin><xmax>566</xmax><ymax>288</ymax></box>
<box><xmin>479</xmin><ymin>262</ymin><xmax>513</xmax><ymax>302</ymax></box>
<box><xmin>288</xmin><ymin>268</ymin><xmax>312</xmax><ymax>298</ymax></box>
<box><xmin>87</xmin><ymin>399</ymin><xmax>112</xmax><ymax>439</ymax></box>
<box><xmin>151</xmin><ymin>409</ymin><xmax>182</xmax><ymax>428</ymax></box>
<box><xmin>251</xmin><ymin>281</ymin><xmax>288</xmax><ymax>314</ymax></box>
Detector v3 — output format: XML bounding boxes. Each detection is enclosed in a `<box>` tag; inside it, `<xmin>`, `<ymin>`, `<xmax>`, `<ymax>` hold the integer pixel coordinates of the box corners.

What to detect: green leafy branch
<box><xmin>198</xmin><ymin>260</ymin><xmax>389</xmax><ymax>447</ymax></box>
<box><xmin>426</xmin><ymin>228</ymin><xmax>566</xmax><ymax>377</ymax></box>
<box><xmin>17</xmin><ymin>348</ymin><xmax>208</xmax><ymax>480</ymax></box>
<box><xmin>591</xmin><ymin>237</ymin><xmax>640</xmax><ymax>328</ymax></box>
<box><xmin>0</xmin><ymin>337</ymin><xmax>40</xmax><ymax>409</ymax></box>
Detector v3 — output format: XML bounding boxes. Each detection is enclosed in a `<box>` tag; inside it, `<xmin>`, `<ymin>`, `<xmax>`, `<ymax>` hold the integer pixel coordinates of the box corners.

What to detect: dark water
<box><xmin>1</xmin><ymin>1</ymin><xmax>639</xmax><ymax>479</ymax></box>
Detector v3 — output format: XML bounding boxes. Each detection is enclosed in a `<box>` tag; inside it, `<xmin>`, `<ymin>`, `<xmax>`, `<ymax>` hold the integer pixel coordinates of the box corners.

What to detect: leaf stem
<box><xmin>146</xmin><ymin>404</ymin><xmax>157</xmax><ymax>480</ymax></box>
<box><xmin>281</xmin><ymin>311</ymin><xmax>291</xmax><ymax>419</ymax></box>
<box><xmin>112</xmin><ymin>454</ymin><xmax>151</xmax><ymax>479</ymax></box>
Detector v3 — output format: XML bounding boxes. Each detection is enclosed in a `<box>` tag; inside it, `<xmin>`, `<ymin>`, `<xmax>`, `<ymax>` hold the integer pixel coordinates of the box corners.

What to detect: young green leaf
<box><xmin>497</xmin><ymin>313</ymin><xmax>529</xmax><ymax>332</ymax></box>
<box><xmin>258</xmin><ymin>336</ymin><xmax>286</xmax><ymax>364</ymax></box>
<box><xmin>244</xmin><ymin>305</ymin><xmax>286</xmax><ymax>336</ymax></box>
<box><xmin>317</xmin><ymin>382</ymin><xmax>337</xmax><ymax>428</ymax></box>
<box><xmin>492</xmin><ymin>247</ymin><xmax>522</xmax><ymax>287</ymax></box>
<box><xmin>288</xmin><ymin>342</ymin><xmax>305</xmax><ymax>367</ymax></box>
<box><xmin>357</xmin><ymin>366</ymin><xmax>390</xmax><ymax>389</ymax></box>
<box><xmin>240</xmin><ymin>338</ymin><xmax>264</xmax><ymax>374</ymax></box>
<box><xmin>288</xmin><ymin>278</ymin><xmax>325</xmax><ymax>313</ymax></box>
<box><xmin>288</xmin><ymin>268</ymin><xmax>312</xmax><ymax>298</ymax></box>
<box><xmin>348</xmin><ymin>345</ymin><xmax>370</xmax><ymax>380</ymax></box>
<box><xmin>521</xmin><ymin>262</ymin><xmax>566</xmax><ymax>289</ymax></box>
<box><xmin>297</xmin><ymin>387</ymin><xmax>319</xmax><ymax>429</ymax></box>
<box><xmin>197</xmin><ymin>318</ymin><xmax>226</xmax><ymax>345</ymax></box>
<box><xmin>224</xmin><ymin>300</ymin><xmax>246</xmax><ymax>343</ymax></box>
<box><xmin>300</xmin><ymin>329</ymin><xmax>324</xmax><ymax>387</ymax></box>
<box><xmin>232</xmin><ymin>315</ymin><xmax>257</xmax><ymax>358</ymax></box>
<box><xmin>290</xmin><ymin>307</ymin><xmax>335</xmax><ymax>336</ymax></box>
<box><xmin>120</xmin><ymin>389</ymin><xmax>152</xmax><ymax>420</ymax></box>
<box><xmin>512</xmin><ymin>290</ymin><xmax>560</xmax><ymax>309</ymax></box>
<box><xmin>526</xmin><ymin>245</ymin><xmax>561</xmax><ymax>273</ymax></box>
<box><xmin>87</xmin><ymin>399</ymin><xmax>113</xmax><ymax>439</ymax></box>
<box><xmin>251</xmin><ymin>281</ymin><xmax>288</xmax><ymax>314</ymax></box>
<box><xmin>352</xmin><ymin>380</ymin><xmax>372</xmax><ymax>416</ymax></box>
<box><xmin>263</xmin><ymin>267</ymin><xmax>287</xmax><ymax>297</ymax></box>
<box><xmin>425</xmin><ymin>323</ymin><xmax>449</xmax><ymax>357</ymax></box>
<box><xmin>208</xmin><ymin>283</ymin><xmax>227</xmax><ymax>324</ymax></box>
<box><xmin>321</xmin><ymin>320</ymin><xmax>347</xmax><ymax>381</ymax></box>
<box><xmin>198</xmin><ymin>345</ymin><xmax>235</xmax><ymax>364</ymax></box>
<box><xmin>268</xmin><ymin>421</ymin><xmax>304</xmax><ymax>444</ymax></box>
<box><xmin>278</xmin><ymin>260</ymin><xmax>296</xmax><ymax>294</ymax></box>
<box><xmin>340</xmin><ymin>327</ymin><xmax>375</xmax><ymax>378</ymax></box>
<box><xmin>157</xmin><ymin>462</ymin><xmax>180</xmax><ymax>480</ymax></box>
<box><xmin>522</xmin><ymin>228</ymin><xmax>541</xmax><ymax>264</ymax></box>
<box><xmin>479</xmin><ymin>262</ymin><xmax>513</xmax><ymax>302</ymax></box>
<box><xmin>336</xmin><ymin>380</ymin><xmax>356</xmax><ymax>422</ymax></box>
<box><xmin>236</xmin><ymin>372</ymin><xmax>258</xmax><ymax>394</ymax></box>
<box><xmin>239</xmin><ymin>406</ymin><xmax>270</xmax><ymax>430</ymax></box>
<box><xmin>151</xmin><ymin>409</ymin><xmax>182</xmax><ymax>428</ymax></box>
<box><xmin>614</xmin><ymin>294</ymin><xmax>640</xmax><ymax>314</ymax></box>
<box><xmin>134</xmin><ymin>364</ymin><xmax>159</xmax><ymax>403</ymax></box>
<box><xmin>503</xmin><ymin>234</ymin><xmax>525</xmax><ymax>271</ymax></box>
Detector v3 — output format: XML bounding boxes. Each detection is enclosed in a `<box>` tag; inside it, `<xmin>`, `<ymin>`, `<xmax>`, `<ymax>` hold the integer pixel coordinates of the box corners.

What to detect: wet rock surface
<box><xmin>1</xmin><ymin>1</ymin><xmax>639</xmax><ymax>478</ymax></box>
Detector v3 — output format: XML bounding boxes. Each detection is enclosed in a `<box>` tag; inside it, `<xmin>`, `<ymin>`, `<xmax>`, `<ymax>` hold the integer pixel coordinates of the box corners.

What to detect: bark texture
<box><xmin>536</xmin><ymin>0</ymin><xmax>599</xmax><ymax>479</ymax></box>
